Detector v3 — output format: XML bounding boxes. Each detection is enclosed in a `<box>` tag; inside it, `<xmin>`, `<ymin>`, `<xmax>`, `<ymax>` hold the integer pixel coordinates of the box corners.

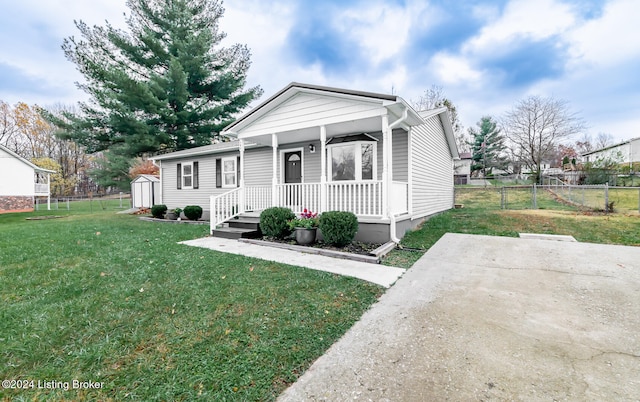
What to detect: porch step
<box><xmin>212</xmin><ymin>213</ymin><xmax>262</xmax><ymax>239</ymax></box>
<box><xmin>228</xmin><ymin>216</ymin><xmax>261</xmax><ymax>229</ymax></box>
<box><xmin>211</xmin><ymin>226</ymin><xmax>261</xmax><ymax>239</ymax></box>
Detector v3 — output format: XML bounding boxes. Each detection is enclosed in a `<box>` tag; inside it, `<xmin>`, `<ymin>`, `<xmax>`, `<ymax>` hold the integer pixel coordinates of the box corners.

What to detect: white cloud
<box><xmin>428</xmin><ymin>53</ymin><xmax>484</xmax><ymax>86</ymax></box>
<box><xmin>567</xmin><ymin>0</ymin><xmax>640</xmax><ymax>67</ymax></box>
<box><xmin>337</xmin><ymin>2</ymin><xmax>420</xmax><ymax>65</ymax></box>
<box><xmin>464</xmin><ymin>0</ymin><xmax>575</xmax><ymax>54</ymax></box>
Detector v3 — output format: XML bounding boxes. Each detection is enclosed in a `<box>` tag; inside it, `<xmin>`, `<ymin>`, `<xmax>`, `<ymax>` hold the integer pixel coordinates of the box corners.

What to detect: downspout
<box><xmin>386</xmin><ymin>106</ymin><xmax>408</xmax><ymax>244</ymax></box>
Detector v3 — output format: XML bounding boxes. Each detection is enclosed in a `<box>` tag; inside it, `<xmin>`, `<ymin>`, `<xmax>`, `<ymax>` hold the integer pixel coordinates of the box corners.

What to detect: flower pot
<box><xmin>294</xmin><ymin>227</ymin><xmax>317</xmax><ymax>245</ymax></box>
<box><xmin>166</xmin><ymin>212</ymin><xmax>178</xmax><ymax>220</ymax></box>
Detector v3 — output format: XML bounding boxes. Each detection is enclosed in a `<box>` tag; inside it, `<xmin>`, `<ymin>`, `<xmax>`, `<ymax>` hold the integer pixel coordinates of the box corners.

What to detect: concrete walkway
<box><xmin>278</xmin><ymin>233</ymin><xmax>640</xmax><ymax>401</ymax></box>
<box><xmin>180</xmin><ymin>237</ymin><xmax>406</xmax><ymax>288</ymax></box>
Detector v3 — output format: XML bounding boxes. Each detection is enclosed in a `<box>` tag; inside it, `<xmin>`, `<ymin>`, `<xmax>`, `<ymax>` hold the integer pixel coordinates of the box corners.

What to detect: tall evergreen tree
<box><xmin>49</xmin><ymin>0</ymin><xmax>261</xmax><ymax>187</ymax></box>
<box><xmin>468</xmin><ymin>116</ymin><xmax>508</xmax><ymax>177</ymax></box>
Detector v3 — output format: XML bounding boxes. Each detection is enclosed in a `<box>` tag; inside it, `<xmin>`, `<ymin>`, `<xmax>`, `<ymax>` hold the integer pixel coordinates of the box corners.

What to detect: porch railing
<box><xmin>326</xmin><ymin>180</ymin><xmax>383</xmax><ymax>216</ymax></box>
<box><xmin>210</xmin><ymin>187</ymin><xmax>242</xmax><ymax>229</ymax></box>
<box><xmin>35</xmin><ymin>183</ymin><xmax>49</xmax><ymax>194</ymax></box>
<box><xmin>275</xmin><ymin>183</ymin><xmax>321</xmax><ymax>214</ymax></box>
<box><xmin>245</xmin><ymin>186</ymin><xmax>272</xmax><ymax>212</ymax></box>
<box><xmin>211</xmin><ymin>180</ymin><xmax>396</xmax><ymax>230</ymax></box>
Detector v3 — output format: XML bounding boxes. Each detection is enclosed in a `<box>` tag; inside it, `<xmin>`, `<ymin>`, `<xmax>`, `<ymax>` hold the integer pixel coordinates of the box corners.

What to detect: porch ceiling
<box><xmin>243</xmin><ymin>115</ymin><xmax>387</xmax><ymax>146</ymax></box>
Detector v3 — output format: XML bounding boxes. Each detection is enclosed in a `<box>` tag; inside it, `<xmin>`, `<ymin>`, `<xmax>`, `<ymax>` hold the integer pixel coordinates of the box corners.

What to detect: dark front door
<box><xmin>284</xmin><ymin>151</ymin><xmax>302</xmax><ymax>183</ymax></box>
<box><xmin>284</xmin><ymin>151</ymin><xmax>302</xmax><ymax>208</ymax></box>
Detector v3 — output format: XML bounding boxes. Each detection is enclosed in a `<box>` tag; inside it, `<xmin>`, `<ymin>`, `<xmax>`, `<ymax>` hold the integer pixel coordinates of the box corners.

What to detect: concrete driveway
<box><xmin>279</xmin><ymin>233</ymin><xmax>640</xmax><ymax>401</ymax></box>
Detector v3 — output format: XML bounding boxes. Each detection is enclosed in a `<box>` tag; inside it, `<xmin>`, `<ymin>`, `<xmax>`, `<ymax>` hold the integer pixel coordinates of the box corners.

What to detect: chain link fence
<box><xmin>455</xmin><ymin>185</ymin><xmax>640</xmax><ymax>214</ymax></box>
<box><xmin>35</xmin><ymin>193</ymin><xmax>132</xmax><ymax>211</ymax></box>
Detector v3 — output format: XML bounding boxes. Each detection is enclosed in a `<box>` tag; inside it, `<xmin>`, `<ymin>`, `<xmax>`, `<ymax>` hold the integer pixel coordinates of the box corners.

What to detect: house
<box><xmin>131</xmin><ymin>175</ymin><xmax>160</xmax><ymax>208</ymax></box>
<box><xmin>580</xmin><ymin>137</ymin><xmax>640</xmax><ymax>169</ymax></box>
<box><xmin>454</xmin><ymin>152</ymin><xmax>472</xmax><ymax>184</ymax></box>
<box><xmin>0</xmin><ymin>143</ymin><xmax>55</xmax><ymax>213</ymax></box>
<box><xmin>151</xmin><ymin>83</ymin><xmax>459</xmax><ymax>243</ymax></box>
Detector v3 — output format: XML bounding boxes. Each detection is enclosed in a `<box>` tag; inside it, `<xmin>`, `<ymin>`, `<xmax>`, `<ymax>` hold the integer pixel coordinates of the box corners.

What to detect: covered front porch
<box><xmin>209</xmin><ymin>83</ymin><xmax>428</xmax><ymax>242</ymax></box>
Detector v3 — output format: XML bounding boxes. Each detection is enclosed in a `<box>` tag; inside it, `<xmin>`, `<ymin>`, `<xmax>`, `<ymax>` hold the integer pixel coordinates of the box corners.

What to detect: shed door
<box><xmin>141</xmin><ymin>183</ymin><xmax>151</xmax><ymax>207</ymax></box>
<box><xmin>132</xmin><ymin>182</ymin><xmax>144</xmax><ymax>208</ymax></box>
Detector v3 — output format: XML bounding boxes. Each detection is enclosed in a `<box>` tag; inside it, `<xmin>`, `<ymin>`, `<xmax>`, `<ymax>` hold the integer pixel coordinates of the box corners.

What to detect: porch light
<box><xmin>309</xmin><ymin>144</ymin><xmax>316</xmax><ymax>153</ymax></box>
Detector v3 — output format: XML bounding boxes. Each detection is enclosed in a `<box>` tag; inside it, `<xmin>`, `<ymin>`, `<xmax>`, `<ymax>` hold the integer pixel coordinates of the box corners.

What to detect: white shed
<box><xmin>131</xmin><ymin>175</ymin><xmax>160</xmax><ymax>208</ymax></box>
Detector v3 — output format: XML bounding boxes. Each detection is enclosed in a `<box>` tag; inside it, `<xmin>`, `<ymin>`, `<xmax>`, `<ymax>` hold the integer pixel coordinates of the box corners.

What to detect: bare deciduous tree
<box><xmin>411</xmin><ymin>85</ymin><xmax>468</xmax><ymax>153</ymax></box>
<box><xmin>502</xmin><ymin>96</ymin><xmax>585</xmax><ymax>183</ymax></box>
<box><xmin>595</xmin><ymin>132</ymin><xmax>615</xmax><ymax>149</ymax></box>
<box><xmin>575</xmin><ymin>132</ymin><xmax>594</xmax><ymax>155</ymax></box>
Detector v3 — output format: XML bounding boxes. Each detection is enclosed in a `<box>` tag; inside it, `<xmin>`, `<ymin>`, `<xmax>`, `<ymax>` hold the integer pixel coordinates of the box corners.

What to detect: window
<box><xmin>177</xmin><ymin>161</ymin><xmax>199</xmax><ymax>190</ymax></box>
<box><xmin>222</xmin><ymin>157</ymin><xmax>236</xmax><ymax>188</ymax></box>
<box><xmin>328</xmin><ymin>141</ymin><xmax>376</xmax><ymax>181</ymax></box>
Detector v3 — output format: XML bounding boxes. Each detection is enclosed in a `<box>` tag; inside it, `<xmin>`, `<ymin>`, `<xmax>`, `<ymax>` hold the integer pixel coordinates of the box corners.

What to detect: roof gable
<box><xmin>222</xmin><ymin>82</ymin><xmax>427</xmax><ymax>139</ymax></box>
<box><xmin>0</xmin><ymin>144</ymin><xmax>55</xmax><ymax>173</ymax></box>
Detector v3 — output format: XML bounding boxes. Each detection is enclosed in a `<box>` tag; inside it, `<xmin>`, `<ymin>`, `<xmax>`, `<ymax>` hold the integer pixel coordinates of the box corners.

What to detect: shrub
<box><xmin>260</xmin><ymin>207</ymin><xmax>295</xmax><ymax>239</ymax></box>
<box><xmin>183</xmin><ymin>205</ymin><xmax>203</xmax><ymax>221</ymax></box>
<box><xmin>319</xmin><ymin>211</ymin><xmax>358</xmax><ymax>246</ymax></box>
<box><xmin>151</xmin><ymin>204</ymin><xmax>167</xmax><ymax>219</ymax></box>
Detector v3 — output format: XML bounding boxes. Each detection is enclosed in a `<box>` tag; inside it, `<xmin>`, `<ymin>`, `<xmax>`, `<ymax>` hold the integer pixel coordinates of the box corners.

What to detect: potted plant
<box><xmin>167</xmin><ymin>207</ymin><xmax>183</xmax><ymax>220</ymax></box>
<box><xmin>288</xmin><ymin>208</ymin><xmax>319</xmax><ymax>245</ymax></box>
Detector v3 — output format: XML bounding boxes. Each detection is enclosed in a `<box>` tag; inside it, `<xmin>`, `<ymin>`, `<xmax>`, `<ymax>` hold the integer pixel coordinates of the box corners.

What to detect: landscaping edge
<box><xmin>238</xmin><ymin>238</ymin><xmax>397</xmax><ymax>264</ymax></box>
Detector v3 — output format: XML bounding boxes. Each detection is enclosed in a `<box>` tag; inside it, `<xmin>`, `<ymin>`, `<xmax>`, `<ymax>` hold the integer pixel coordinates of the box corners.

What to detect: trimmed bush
<box><xmin>260</xmin><ymin>207</ymin><xmax>295</xmax><ymax>239</ymax></box>
<box><xmin>319</xmin><ymin>211</ymin><xmax>358</xmax><ymax>246</ymax></box>
<box><xmin>183</xmin><ymin>205</ymin><xmax>203</xmax><ymax>221</ymax></box>
<box><xmin>151</xmin><ymin>204</ymin><xmax>167</xmax><ymax>219</ymax></box>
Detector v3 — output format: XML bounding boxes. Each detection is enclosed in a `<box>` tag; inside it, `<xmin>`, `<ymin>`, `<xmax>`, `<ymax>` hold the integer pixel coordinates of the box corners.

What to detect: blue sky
<box><xmin>1</xmin><ymin>0</ymin><xmax>639</xmax><ymax>142</ymax></box>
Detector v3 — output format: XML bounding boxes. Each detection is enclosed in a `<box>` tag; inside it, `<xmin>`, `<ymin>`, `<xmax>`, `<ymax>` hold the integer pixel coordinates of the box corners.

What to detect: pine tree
<box><xmin>49</xmin><ymin>0</ymin><xmax>261</xmax><ymax>187</ymax></box>
<box><xmin>468</xmin><ymin>116</ymin><xmax>507</xmax><ymax>177</ymax></box>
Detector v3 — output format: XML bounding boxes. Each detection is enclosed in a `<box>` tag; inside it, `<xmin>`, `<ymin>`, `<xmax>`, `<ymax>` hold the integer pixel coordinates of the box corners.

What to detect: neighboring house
<box><xmin>0</xmin><ymin>144</ymin><xmax>55</xmax><ymax>213</ymax></box>
<box><xmin>454</xmin><ymin>152</ymin><xmax>472</xmax><ymax>184</ymax></box>
<box><xmin>580</xmin><ymin>137</ymin><xmax>640</xmax><ymax>169</ymax></box>
<box><xmin>151</xmin><ymin>82</ymin><xmax>459</xmax><ymax>243</ymax></box>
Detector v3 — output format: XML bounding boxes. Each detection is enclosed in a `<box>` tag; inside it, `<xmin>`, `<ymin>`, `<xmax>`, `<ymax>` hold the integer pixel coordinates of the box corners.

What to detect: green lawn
<box><xmin>0</xmin><ymin>204</ymin><xmax>383</xmax><ymax>401</ymax></box>
<box><xmin>383</xmin><ymin>187</ymin><xmax>640</xmax><ymax>267</ymax></box>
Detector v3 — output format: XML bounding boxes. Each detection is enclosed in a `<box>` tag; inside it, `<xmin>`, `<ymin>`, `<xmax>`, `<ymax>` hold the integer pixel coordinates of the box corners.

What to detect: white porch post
<box><xmin>320</xmin><ymin>125</ymin><xmax>327</xmax><ymax>213</ymax></box>
<box><xmin>46</xmin><ymin>173</ymin><xmax>51</xmax><ymax>210</ymax></box>
<box><xmin>271</xmin><ymin>133</ymin><xmax>278</xmax><ymax>206</ymax></box>
<box><xmin>407</xmin><ymin>127</ymin><xmax>413</xmax><ymax>215</ymax></box>
<box><xmin>381</xmin><ymin>114</ymin><xmax>389</xmax><ymax>218</ymax></box>
<box><xmin>239</xmin><ymin>139</ymin><xmax>245</xmax><ymax>213</ymax></box>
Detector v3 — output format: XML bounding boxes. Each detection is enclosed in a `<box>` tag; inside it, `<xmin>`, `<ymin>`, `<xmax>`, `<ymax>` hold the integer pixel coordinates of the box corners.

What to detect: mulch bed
<box><xmin>262</xmin><ymin>236</ymin><xmax>383</xmax><ymax>256</ymax></box>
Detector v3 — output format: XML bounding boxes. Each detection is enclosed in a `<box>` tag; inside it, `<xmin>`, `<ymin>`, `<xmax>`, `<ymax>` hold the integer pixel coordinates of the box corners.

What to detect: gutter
<box><xmin>386</xmin><ymin>105</ymin><xmax>409</xmax><ymax>244</ymax></box>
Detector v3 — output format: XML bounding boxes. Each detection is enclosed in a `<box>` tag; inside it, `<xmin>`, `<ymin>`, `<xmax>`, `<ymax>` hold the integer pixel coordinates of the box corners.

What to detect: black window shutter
<box><xmin>193</xmin><ymin>161</ymin><xmax>199</xmax><ymax>189</ymax></box>
<box><xmin>177</xmin><ymin>163</ymin><xmax>182</xmax><ymax>189</ymax></box>
<box><xmin>215</xmin><ymin>159</ymin><xmax>221</xmax><ymax>188</ymax></box>
<box><xmin>236</xmin><ymin>156</ymin><xmax>240</xmax><ymax>187</ymax></box>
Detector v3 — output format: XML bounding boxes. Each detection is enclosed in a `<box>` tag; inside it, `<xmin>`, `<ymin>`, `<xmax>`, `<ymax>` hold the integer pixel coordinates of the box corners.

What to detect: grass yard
<box><xmin>0</xmin><ymin>204</ymin><xmax>383</xmax><ymax>401</ymax></box>
<box><xmin>383</xmin><ymin>187</ymin><xmax>640</xmax><ymax>268</ymax></box>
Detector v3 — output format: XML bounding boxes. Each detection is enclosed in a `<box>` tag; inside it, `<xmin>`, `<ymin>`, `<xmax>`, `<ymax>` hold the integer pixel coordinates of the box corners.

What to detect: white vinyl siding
<box><xmin>162</xmin><ymin>156</ymin><xmax>215</xmax><ymax>210</ymax></box>
<box><xmin>0</xmin><ymin>148</ymin><xmax>35</xmax><ymax>196</ymax></box>
<box><xmin>411</xmin><ymin>115</ymin><xmax>454</xmax><ymax>218</ymax></box>
<box><xmin>392</xmin><ymin>129</ymin><xmax>408</xmax><ymax>182</ymax></box>
<box><xmin>244</xmin><ymin>148</ymin><xmax>273</xmax><ymax>186</ymax></box>
<box><xmin>240</xmin><ymin>93</ymin><xmax>385</xmax><ymax>137</ymax></box>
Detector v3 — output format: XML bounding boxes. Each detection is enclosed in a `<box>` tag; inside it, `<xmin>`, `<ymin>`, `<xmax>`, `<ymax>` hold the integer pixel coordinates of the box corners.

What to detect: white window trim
<box><xmin>279</xmin><ymin>147</ymin><xmax>305</xmax><ymax>184</ymax></box>
<box><xmin>327</xmin><ymin>141</ymin><xmax>377</xmax><ymax>182</ymax></box>
<box><xmin>221</xmin><ymin>156</ymin><xmax>237</xmax><ymax>188</ymax></box>
<box><xmin>182</xmin><ymin>162</ymin><xmax>194</xmax><ymax>190</ymax></box>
